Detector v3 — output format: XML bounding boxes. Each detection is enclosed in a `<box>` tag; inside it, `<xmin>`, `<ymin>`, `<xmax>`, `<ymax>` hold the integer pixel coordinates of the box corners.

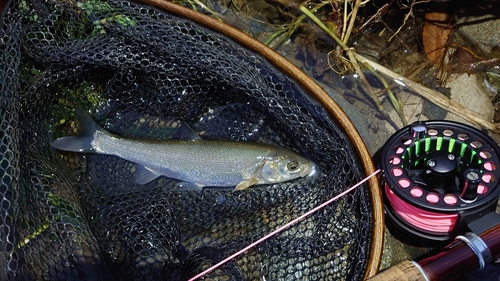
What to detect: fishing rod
<box><xmin>367</xmin><ymin>212</ymin><xmax>500</xmax><ymax>281</ymax></box>
<box><xmin>374</xmin><ymin>120</ymin><xmax>500</xmax><ymax>280</ymax></box>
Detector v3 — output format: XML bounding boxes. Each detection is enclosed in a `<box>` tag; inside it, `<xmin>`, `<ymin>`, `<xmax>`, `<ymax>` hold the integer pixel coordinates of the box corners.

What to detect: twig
<box><xmin>355</xmin><ymin>53</ymin><xmax>500</xmax><ymax>132</ymax></box>
<box><xmin>462</xmin><ymin>58</ymin><xmax>500</xmax><ymax>72</ymax></box>
<box><xmin>359</xmin><ymin>3</ymin><xmax>389</xmax><ymax>30</ymax></box>
<box><xmin>389</xmin><ymin>0</ymin><xmax>431</xmax><ymax>41</ymax></box>
<box><xmin>373</xmin><ymin>61</ymin><xmax>429</xmax><ymax>98</ymax></box>
<box><xmin>327</xmin><ymin>48</ymin><xmax>353</xmax><ymax>74</ymax></box>
<box><xmin>174</xmin><ymin>0</ymin><xmax>224</xmax><ymax>21</ymax></box>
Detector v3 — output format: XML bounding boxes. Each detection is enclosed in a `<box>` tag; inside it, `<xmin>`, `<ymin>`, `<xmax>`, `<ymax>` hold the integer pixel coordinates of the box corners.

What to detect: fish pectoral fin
<box><xmin>135</xmin><ymin>164</ymin><xmax>161</xmax><ymax>185</ymax></box>
<box><xmin>176</xmin><ymin>182</ymin><xmax>204</xmax><ymax>191</ymax></box>
<box><xmin>234</xmin><ymin>178</ymin><xmax>259</xmax><ymax>191</ymax></box>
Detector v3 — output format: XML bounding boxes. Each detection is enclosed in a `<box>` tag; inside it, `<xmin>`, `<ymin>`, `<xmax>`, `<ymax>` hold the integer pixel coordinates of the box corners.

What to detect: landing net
<box><xmin>0</xmin><ymin>0</ymin><xmax>375</xmax><ymax>279</ymax></box>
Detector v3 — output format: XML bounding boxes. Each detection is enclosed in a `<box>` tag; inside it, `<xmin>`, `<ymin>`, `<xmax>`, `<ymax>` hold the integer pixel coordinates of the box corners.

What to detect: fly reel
<box><xmin>380</xmin><ymin>121</ymin><xmax>500</xmax><ymax>245</ymax></box>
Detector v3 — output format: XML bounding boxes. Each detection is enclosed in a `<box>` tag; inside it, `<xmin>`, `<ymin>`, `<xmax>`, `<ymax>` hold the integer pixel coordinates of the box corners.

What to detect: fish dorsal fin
<box><xmin>172</xmin><ymin>121</ymin><xmax>201</xmax><ymax>140</ymax></box>
<box><xmin>75</xmin><ymin>108</ymin><xmax>104</xmax><ymax>137</ymax></box>
<box><xmin>135</xmin><ymin>164</ymin><xmax>161</xmax><ymax>184</ymax></box>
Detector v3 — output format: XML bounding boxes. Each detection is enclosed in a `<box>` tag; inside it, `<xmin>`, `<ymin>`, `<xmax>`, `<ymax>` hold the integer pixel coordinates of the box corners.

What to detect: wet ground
<box><xmin>181</xmin><ymin>0</ymin><xmax>500</xmax><ymax>280</ymax></box>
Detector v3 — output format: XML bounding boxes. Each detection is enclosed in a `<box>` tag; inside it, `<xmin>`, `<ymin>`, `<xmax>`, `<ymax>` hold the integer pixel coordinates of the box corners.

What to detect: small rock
<box><xmin>457</xmin><ymin>15</ymin><xmax>500</xmax><ymax>54</ymax></box>
<box><xmin>445</xmin><ymin>73</ymin><xmax>494</xmax><ymax>124</ymax></box>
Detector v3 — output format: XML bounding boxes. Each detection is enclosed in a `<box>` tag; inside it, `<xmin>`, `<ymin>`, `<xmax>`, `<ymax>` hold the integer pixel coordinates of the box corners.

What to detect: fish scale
<box><xmin>99</xmin><ymin>137</ymin><xmax>270</xmax><ymax>184</ymax></box>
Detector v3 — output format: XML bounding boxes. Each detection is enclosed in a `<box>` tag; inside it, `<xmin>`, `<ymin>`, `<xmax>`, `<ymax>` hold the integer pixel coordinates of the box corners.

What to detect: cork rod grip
<box><xmin>366</xmin><ymin>260</ymin><xmax>427</xmax><ymax>281</ymax></box>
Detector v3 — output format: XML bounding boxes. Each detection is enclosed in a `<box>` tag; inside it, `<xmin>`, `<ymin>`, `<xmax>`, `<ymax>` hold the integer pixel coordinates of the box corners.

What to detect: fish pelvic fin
<box><xmin>234</xmin><ymin>178</ymin><xmax>259</xmax><ymax>191</ymax></box>
<box><xmin>51</xmin><ymin>109</ymin><xmax>107</xmax><ymax>153</ymax></box>
<box><xmin>176</xmin><ymin>182</ymin><xmax>204</xmax><ymax>191</ymax></box>
<box><xmin>135</xmin><ymin>164</ymin><xmax>162</xmax><ymax>185</ymax></box>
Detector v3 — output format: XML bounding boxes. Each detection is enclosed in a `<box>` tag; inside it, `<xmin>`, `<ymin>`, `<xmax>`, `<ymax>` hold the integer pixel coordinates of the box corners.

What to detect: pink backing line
<box><xmin>187</xmin><ymin>169</ymin><xmax>381</xmax><ymax>281</ymax></box>
<box><xmin>384</xmin><ymin>185</ymin><xmax>457</xmax><ymax>233</ymax></box>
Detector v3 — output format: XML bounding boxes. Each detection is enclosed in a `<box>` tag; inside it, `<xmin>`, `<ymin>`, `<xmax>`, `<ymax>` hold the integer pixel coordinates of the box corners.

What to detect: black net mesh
<box><xmin>0</xmin><ymin>0</ymin><xmax>375</xmax><ymax>280</ymax></box>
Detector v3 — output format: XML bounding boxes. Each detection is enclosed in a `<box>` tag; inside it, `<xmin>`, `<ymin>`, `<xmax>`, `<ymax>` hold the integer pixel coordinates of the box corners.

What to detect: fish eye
<box><xmin>287</xmin><ymin>161</ymin><xmax>299</xmax><ymax>171</ymax></box>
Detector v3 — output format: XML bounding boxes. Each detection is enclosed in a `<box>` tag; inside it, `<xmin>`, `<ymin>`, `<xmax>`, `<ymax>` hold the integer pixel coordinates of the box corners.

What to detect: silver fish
<box><xmin>51</xmin><ymin>113</ymin><xmax>316</xmax><ymax>190</ymax></box>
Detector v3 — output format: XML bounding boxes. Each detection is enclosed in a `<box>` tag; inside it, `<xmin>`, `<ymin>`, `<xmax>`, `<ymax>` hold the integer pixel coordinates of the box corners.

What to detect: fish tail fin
<box><xmin>51</xmin><ymin>109</ymin><xmax>105</xmax><ymax>153</ymax></box>
<box><xmin>51</xmin><ymin>136</ymin><xmax>95</xmax><ymax>152</ymax></box>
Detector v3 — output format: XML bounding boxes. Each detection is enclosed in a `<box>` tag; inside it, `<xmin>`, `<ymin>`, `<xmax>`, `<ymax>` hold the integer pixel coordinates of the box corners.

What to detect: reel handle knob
<box><xmin>410</xmin><ymin>123</ymin><xmax>426</xmax><ymax>140</ymax></box>
<box><xmin>460</xmin><ymin>168</ymin><xmax>481</xmax><ymax>202</ymax></box>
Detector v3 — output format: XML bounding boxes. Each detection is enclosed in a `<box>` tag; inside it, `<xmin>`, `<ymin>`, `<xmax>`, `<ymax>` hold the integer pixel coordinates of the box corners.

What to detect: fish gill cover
<box><xmin>0</xmin><ymin>0</ymin><xmax>373</xmax><ymax>280</ymax></box>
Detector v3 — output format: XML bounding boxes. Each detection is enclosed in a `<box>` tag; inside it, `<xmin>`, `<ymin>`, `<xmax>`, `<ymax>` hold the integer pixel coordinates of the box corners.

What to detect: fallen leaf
<box><xmin>422</xmin><ymin>11</ymin><xmax>452</xmax><ymax>63</ymax></box>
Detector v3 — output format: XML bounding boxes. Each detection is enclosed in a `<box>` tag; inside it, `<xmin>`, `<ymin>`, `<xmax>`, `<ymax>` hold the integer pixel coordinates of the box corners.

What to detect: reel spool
<box><xmin>380</xmin><ymin>121</ymin><xmax>500</xmax><ymax>245</ymax></box>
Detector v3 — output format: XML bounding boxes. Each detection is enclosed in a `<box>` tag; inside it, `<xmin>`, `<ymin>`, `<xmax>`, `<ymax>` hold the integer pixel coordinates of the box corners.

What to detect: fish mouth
<box><xmin>304</xmin><ymin>164</ymin><xmax>317</xmax><ymax>178</ymax></box>
<box><xmin>306</xmin><ymin>169</ymin><xmax>316</xmax><ymax>177</ymax></box>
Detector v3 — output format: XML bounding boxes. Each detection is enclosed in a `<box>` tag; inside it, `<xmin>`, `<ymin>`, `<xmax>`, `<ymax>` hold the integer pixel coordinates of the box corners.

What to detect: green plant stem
<box><xmin>264</xmin><ymin>27</ymin><xmax>287</xmax><ymax>46</ymax></box>
<box><xmin>300</xmin><ymin>5</ymin><xmax>383</xmax><ymax>110</ymax></box>
<box><xmin>299</xmin><ymin>5</ymin><xmax>348</xmax><ymax>50</ymax></box>
<box><xmin>342</xmin><ymin>0</ymin><xmax>361</xmax><ymax>45</ymax></box>
<box><xmin>271</xmin><ymin>17</ymin><xmax>303</xmax><ymax>48</ymax></box>
<box><xmin>267</xmin><ymin>2</ymin><xmax>329</xmax><ymax>48</ymax></box>
<box><xmin>342</xmin><ymin>0</ymin><xmax>348</xmax><ymax>41</ymax></box>
<box><xmin>363</xmin><ymin>62</ymin><xmax>408</xmax><ymax>125</ymax></box>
